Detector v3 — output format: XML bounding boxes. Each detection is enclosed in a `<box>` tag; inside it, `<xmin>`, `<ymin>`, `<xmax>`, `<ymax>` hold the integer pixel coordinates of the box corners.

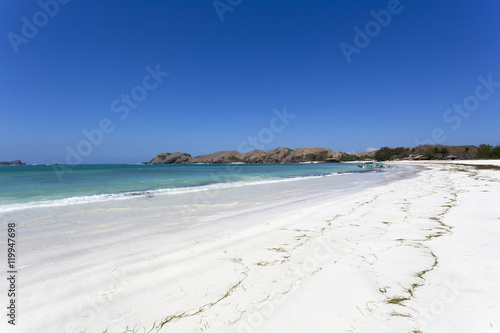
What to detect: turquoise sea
<box><xmin>0</xmin><ymin>163</ymin><xmax>380</xmax><ymax>211</ymax></box>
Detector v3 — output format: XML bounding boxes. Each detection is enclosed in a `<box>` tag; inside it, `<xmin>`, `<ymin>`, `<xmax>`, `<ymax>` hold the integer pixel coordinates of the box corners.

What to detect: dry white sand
<box><xmin>392</xmin><ymin>159</ymin><xmax>500</xmax><ymax>167</ymax></box>
<box><xmin>2</xmin><ymin>162</ymin><xmax>499</xmax><ymax>332</ymax></box>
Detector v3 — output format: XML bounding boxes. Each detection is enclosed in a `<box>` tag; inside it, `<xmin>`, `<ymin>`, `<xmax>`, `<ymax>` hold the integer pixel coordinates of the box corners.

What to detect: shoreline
<box><xmin>1</xmin><ymin>163</ymin><xmax>499</xmax><ymax>332</ymax></box>
<box><xmin>0</xmin><ymin>164</ymin><xmax>384</xmax><ymax>213</ymax></box>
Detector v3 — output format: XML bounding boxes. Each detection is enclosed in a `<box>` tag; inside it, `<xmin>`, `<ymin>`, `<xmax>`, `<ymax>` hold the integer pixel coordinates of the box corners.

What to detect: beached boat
<box><xmin>358</xmin><ymin>162</ymin><xmax>388</xmax><ymax>168</ymax></box>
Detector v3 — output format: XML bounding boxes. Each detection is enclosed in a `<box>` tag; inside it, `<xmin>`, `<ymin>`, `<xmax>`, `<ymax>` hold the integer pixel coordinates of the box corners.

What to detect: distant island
<box><xmin>147</xmin><ymin>144</ymin><xmax>500</xmax><ymax>164</ymax></box>
<box><xmin>0</xmin><ymin>160</ymin><xmax>26</xmax><ymax>166</ymax></box>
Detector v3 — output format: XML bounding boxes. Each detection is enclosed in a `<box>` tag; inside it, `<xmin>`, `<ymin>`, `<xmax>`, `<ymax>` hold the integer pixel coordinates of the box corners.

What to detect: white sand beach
<box><xmin>2</xmin><ymin>162</ymin><xmax>500</xmax><ymax>333</ymax></box>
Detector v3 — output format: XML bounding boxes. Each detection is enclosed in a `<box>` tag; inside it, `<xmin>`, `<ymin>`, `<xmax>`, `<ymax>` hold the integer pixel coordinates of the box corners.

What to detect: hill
<box><xmin>148</xmin><ymin>147</ymin><xmax>343</xmax><ymax>164</ymax></box>
<box><xmin>148</xmin><ymin>144</ymin><xmax>500</xmax><ymax>164</ymax></box>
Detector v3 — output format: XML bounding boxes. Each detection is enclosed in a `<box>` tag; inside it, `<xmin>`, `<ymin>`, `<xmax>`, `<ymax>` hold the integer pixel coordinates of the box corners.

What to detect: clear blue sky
<box><xmin>1</xmin><ymin>0</ymin><xmax>499</xmax><ymax>164</ymax></box>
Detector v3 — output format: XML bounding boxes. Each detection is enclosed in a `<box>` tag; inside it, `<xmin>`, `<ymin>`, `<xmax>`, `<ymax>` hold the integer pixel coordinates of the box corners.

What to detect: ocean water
<box><xmin>0</xmin><ymin>163</ymin><xmax>379</xmax><ymax>212</ymax></box>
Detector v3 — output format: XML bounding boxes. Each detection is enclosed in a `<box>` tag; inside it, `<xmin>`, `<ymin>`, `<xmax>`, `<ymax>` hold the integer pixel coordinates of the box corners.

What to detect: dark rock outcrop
<box><xmin>148</xmin><ymin>152</ymin><xmax>192</xmax><ymax>164</ymax></box>
<box><xmin>282</xmin><ymin>147</ymin><xmax>341</xmax><ymax>163</ymax></box>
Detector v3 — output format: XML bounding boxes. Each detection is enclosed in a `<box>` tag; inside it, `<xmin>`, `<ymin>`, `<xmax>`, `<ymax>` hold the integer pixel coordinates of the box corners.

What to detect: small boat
<box><xmin>358</xmin><ymin>162</ymin><xmax>388</xmax><ymax>168</ymax></box>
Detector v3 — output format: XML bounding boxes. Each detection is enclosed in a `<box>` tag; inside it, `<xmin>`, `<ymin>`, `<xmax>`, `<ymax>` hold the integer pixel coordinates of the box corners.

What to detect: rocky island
<box><xmin>0</xmin><ymin>160</ymin><xmax>26</xmax><ymax>166</ymax></box>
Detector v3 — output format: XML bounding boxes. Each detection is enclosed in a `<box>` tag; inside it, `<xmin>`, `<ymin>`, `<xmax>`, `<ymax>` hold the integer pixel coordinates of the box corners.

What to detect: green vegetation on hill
<box><xmin>421</xmin><ymin>146</ymin><xmax>449</xmax><ymax>159</ymax></box>
<box><xmin>477</xmin><ymin>144</ymin><xmax>500</xmax><ymax>159</ymax></box>
<box><xmin>370</xmin><ymin>144</ymin><xmax>499</xmax><ymax>161</ymax></box>
<box><xmin>341</xmin><ymin>153</ymin><xmax>370</xmax><ymax>161</ymax></box>
<box><xmin>375</xmin><ymin>147</ymin><xmax>412</xmax><ymax>161</ymax></box>
<box><xmin>158</xmin><ymin>153</ymin><xmax>171</xmax><ymax>160</ymax></box>
<box><xmin>229</xmin><ymin>156</ymin><xmax>243</xmax><ymax>162</ymax></box>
